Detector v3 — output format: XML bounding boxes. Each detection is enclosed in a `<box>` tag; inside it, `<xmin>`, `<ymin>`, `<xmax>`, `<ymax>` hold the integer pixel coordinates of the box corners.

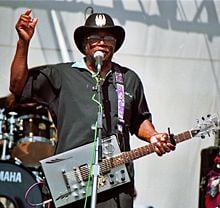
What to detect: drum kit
<box><xmin>0</xmin><ymin>99</ymin><xmax>57</xmax><ymax>208</ymax></box>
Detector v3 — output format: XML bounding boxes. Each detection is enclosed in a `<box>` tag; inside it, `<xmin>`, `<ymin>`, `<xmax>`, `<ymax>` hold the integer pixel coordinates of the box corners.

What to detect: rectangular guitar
<box><xmin>40</xmin><ymin>114</ymin><xmax>218</xmax><ymax>207</ymax></box>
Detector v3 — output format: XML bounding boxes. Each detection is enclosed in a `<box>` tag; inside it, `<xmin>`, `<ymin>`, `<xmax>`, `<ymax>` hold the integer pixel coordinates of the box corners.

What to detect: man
<box><xmin>10</xmin><ymin>9</ymin><xmax>175</xmax><ymax>208</ymax></box>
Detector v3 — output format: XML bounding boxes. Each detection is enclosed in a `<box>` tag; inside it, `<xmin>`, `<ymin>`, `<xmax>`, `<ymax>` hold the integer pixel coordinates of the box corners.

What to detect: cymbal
<box><xmin>17</xmin><ymin>102</ymin><xmax>39</xmax><ymax>108</ymax></box>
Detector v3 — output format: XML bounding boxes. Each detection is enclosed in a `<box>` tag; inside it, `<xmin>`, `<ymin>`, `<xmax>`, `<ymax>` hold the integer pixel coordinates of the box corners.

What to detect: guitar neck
<box><xmin>101</xmin><ymin>130</ymin><xmax>196</xmax><ymax>172</ymax></box>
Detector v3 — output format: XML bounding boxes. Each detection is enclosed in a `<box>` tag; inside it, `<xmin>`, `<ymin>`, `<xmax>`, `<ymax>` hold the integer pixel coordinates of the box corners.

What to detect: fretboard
<box><xmin>68</xmin><ymin>129</ymin><xmax>200</xmax><ymax>180</ymax></box>
<box><xmin>101</xmin><ymin>130</ymin><xmax>197</xmax><ymax>172</ymax></box>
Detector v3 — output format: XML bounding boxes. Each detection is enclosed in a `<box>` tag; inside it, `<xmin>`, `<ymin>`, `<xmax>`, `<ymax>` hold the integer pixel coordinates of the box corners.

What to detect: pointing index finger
<box><xmin>24</xmin><ymin>9</ymin><xmax>32</xmax><ymax>16</ymax></box>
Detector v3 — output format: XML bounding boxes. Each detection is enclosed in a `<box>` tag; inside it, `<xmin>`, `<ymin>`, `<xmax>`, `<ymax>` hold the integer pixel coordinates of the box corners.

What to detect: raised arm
<box><xmin>10</xmin><ymin>9</ymin><xmax>38</xmax><ymax>96</ymax></box>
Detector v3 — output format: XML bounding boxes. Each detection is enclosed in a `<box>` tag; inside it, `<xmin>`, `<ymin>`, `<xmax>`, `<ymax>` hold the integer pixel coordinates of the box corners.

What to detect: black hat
<box><xmin>74</xmin><ymin>13</ymin><xmax>125</xmax><ymax>55</ymax></box>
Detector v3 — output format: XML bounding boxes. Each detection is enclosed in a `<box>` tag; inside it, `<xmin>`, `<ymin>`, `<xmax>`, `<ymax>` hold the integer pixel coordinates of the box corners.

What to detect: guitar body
<box><xmin>40</xmin><ymin>135</ymin><xmax>131</xmax><ymax>208</ymax></box>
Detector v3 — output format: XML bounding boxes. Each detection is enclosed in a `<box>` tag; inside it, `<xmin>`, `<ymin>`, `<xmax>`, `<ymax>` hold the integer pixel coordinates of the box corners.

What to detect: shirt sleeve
<box><xmin>21</xmin><ymin>64</ymin><xmax>61</xmax><ymax>106</ymax></box>
<box><xmin>128</xmin><ymin>72</ymin><xmax>152</xmax><ymax>135</ymax></box>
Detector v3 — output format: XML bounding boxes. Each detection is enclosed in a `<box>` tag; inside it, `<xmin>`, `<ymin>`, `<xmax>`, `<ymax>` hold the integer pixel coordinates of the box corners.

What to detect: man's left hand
<box><xmin>150</xmin><ymin>133</ymin><xmax>176</xmax><ymax>156</ymax></box>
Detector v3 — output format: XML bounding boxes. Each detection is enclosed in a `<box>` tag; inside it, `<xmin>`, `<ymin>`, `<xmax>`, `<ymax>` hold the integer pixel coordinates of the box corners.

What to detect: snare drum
<box><xmin>0</xmin><ymin>160</ymin><xmax>43</xmax><ymax>207</ymax></box>
<box><xmin>11</xmin><ymin>114</ymin><xmax>56</xmax><ymax>167</ymax></box>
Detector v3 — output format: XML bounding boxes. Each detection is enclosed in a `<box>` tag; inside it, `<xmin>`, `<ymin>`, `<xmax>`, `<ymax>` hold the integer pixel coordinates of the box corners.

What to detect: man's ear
<box><xmin>82</xmin><ymin>40</ymin><xmax>88</xmax><ymax>53</ymax></box>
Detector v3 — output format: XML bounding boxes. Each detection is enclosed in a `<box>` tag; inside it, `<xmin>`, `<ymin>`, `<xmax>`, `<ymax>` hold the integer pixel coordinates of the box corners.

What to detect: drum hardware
<box><xmin>0</xmin><ymin>110</ymin><xmax>17</xmax><ymax>161</ymax></box>
<box><xmin>8</xmin><ymin>112</ymin><xmax>18</xmax><ymax>149</ymax></box>
<box><xmin>0</xmin><ymin>109</ymin><xmax>5</xmax><ymax>140</ymax></box>
<box><xmin>0</xmin><ymin>108</ymin><xmax>7</xmax><ymax>160</ymax></box>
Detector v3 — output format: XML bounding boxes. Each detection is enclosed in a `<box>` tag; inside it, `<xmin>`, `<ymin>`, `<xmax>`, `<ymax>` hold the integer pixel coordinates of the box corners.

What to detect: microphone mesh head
<box><xmin>94</xmin><ymin>51</ymin><xmax>104</xmax><ymax>58</ymax></box>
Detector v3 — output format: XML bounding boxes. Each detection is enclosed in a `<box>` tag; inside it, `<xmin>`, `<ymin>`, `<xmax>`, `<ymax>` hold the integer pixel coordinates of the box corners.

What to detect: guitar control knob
<box><xmin>81</xmin><ymin>189</ymin><xmax>86</xmax><ymax>195</ymax></box>
<box><xmin>80</xmin><ymin>181</ymin><xmax>86</xmax><ymax>187</ymax></box>
<box><xmin>73</xmin><ymin>191</ymin><xmax>79</xmax><ymax>197</ymax></box>
<box><xmin>72</xmin><ymin>184</ymin><xmax>79</xmax><ymax>191</ymax></box>
<box><xmin>109</xmin><ymin>174</ymin><xmax>115</xmax><ymax>185</ymax></box>
<box><xmin>120</xmin><ymin>169</ymin><xmax>125</xmax><ymax>181</ymax></box>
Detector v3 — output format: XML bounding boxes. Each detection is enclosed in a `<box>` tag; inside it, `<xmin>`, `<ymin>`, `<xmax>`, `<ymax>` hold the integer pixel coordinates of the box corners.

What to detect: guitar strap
<box><xmin>113</xmin><ymin>65</ymin><xmax>125</xmax><ymax>146</ymax></box>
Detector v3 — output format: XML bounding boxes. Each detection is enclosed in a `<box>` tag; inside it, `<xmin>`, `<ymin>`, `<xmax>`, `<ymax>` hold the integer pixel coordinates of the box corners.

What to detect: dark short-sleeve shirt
<box><xmin>21</xmin><ymin>61</ymin><xmax>151</xmax><ymax>155</ymax></box>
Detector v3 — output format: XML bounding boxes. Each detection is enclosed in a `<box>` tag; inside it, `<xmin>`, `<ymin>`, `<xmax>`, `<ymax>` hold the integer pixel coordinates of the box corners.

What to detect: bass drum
<box><xmin>0</xmin><ymin>160</ymin><xmax>43</xmax><ymax>207</ymax></box>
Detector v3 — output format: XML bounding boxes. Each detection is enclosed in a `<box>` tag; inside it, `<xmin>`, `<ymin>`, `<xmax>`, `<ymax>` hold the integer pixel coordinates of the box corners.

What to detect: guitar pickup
<box><xmin>61</xmin><ymin>170</ymin><xmax>71</xmax><ymax>194</ymax></box>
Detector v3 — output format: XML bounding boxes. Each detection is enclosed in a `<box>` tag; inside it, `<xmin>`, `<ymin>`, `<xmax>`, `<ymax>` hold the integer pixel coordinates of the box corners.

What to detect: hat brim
<box><xmin>74</xmin><ymin>26</ymin><xmax>125</xmax><ymax>55</ymax></box>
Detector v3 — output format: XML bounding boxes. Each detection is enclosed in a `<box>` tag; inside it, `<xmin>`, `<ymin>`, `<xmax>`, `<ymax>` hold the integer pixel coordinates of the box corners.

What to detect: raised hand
<box><xmin>15</xmin><ymin>9</ymin><xmax>38</xmax><ymax>42</ymax></box>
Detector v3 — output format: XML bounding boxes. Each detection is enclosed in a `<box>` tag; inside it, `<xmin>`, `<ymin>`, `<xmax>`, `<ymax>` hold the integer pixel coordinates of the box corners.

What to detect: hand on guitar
<box><xmin>150</xmin><ymin>133</ymin><xmax>176</xmax><ymax>156</ymax></box>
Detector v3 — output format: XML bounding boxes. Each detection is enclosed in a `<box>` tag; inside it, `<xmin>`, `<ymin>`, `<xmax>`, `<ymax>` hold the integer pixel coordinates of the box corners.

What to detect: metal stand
<box><xmin>0</xmin><ymin>110</ymin><xmax>17</xmax><ymax>160</ymax></box>
<box><xmin>90</xmin><ymin>62</ymin><xmax>103</xmax><ymax>208</ymax></box>
<box><xmin>0</xmin><ymin>108</ymin><xmax>6</xmax><ymax>160</ymax></box>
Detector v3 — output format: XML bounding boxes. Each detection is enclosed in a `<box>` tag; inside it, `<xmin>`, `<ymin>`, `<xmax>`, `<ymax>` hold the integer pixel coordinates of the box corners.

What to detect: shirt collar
<box><xmin>72</xmin><ymin>58</ymin><xmax>88</xmax><ymax>70</ymax></box>
<box><xmin>72</xmin><ymin>58</ymin><xmax>112</xmax><ymax>77</ymax></box>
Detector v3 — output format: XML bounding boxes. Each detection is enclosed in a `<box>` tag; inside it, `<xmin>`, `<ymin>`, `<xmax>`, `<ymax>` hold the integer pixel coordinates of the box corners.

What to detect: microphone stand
<box><xmin>90</xmin><ymin>62</ymin><xmax>103</xmax><ymax>208</ymax></box>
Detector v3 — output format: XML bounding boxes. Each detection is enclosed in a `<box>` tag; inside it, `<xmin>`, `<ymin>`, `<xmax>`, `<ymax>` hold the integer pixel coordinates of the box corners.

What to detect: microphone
<box><xmin>94</xmin><ymin>51</ymin><xmax>104</xmax><ymax>72</ymax></box>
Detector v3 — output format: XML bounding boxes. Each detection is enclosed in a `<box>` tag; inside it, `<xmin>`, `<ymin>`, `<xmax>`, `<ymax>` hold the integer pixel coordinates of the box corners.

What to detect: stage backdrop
<box><xmin>0</xmin><ymin>1</ymin><xmax>219</xmax><ymax>208</ymax></box>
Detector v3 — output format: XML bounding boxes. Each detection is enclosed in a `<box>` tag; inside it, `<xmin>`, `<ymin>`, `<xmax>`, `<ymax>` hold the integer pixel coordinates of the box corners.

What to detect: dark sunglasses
<box><xmin>86</xmin><ymin>35</ymin><xmax>116</xmax><ymax>44</ymax></box>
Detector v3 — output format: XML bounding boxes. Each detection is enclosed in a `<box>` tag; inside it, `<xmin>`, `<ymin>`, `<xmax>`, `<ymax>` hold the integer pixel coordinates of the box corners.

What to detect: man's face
<box><xmin>84</xmin><ymin>30</ymin><xmax>116</xmax><ymax>63</ymax></box>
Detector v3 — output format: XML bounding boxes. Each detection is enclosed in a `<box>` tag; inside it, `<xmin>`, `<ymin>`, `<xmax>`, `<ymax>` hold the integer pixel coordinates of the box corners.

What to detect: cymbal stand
<box><xmin>0</xmin><ymin>108</ymin><xmax>7</xmax><ymax>160</ymax></box>
<box><xmin>8</xmin><ymin>112</ymin><xmax>17</xmax><ymax>149</ymax></box>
